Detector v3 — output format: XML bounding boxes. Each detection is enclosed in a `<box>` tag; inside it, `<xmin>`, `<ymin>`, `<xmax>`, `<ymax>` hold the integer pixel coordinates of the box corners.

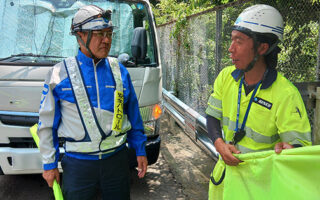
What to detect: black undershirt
<box><xmin>206</xmin><ymin>115</ymin><xmax>222</xmax><ymax>143</ymax></box>
<box><xmin>243</xmin><ymin>81</ymin><xmax>257</xmax><ymax>95</ymax></box>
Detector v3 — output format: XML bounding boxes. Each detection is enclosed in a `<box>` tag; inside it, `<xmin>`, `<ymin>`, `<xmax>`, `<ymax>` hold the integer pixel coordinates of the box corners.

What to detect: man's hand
<box><xmin>137</xmin><ymin>156</ymin><xmax>148</xmax><ymax>178</ymax></box>
<box><xmin>274</xmin><ymin>142</ymin><xmax>294</xmax><ymax>154</ymax></box>
<box><xmin>214</xmin><ymin>138</ymin><xmax>241</xmax><ymax>166</ymax></box>
<box><xmin>42</xmin><ymin>168</ymin><xmax>60</xmax><ymax>187</ymax></box>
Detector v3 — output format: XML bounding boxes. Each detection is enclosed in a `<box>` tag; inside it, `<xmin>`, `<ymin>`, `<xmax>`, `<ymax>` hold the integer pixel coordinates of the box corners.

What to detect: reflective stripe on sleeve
<box><xmin>206</xmin><ymin>96</ymin><xmax>222</xmax><ymax>119</ymax></box>
<box><xmin>208</xmin><ymin>95</ymin><xmax>222</xmax><ymax>109</ymax></box>
<box><xmin>280</xmin><ymin>131</ymin><xmax>312</xmax><ymax>146</ymax></box>
<box><xmin>206</xmin><ymin>107</ymin><xmax>222</xmax><ymax>120</ymax></box>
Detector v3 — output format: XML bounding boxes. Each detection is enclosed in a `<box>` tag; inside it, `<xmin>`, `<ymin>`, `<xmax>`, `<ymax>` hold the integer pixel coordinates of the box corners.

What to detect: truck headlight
<box><xmin>139</xmin><ymin>103</ymin><xmax>163</xmax><ymax>122</ymax></box>
<box><xmin>144</xmin><ymin>121</ymin><xmax>156</xmax><ymax>136</ymax></box>
<box><xmin>140</xmin><ymin>103</ymin><xmax>163</xmax><ymax>136</ymax></box>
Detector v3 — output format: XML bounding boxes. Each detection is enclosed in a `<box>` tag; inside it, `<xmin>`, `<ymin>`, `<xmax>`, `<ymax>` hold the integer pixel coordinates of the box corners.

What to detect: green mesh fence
<box><xmin>157</xmin><ymin>0</ymin><xmax>320</xmax><ymax>133</ymax></box>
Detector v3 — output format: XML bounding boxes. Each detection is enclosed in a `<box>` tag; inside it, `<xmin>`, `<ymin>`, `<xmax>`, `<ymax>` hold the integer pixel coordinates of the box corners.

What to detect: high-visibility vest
<box><xmin>206</xmin><ymin>66</ymin><xmax>311</xmax><ymax>153</ymax></box>
<box><xmin>63</xmin><ymin>57</ymin><xmax>130</xmax><ymax>153</ymax></box>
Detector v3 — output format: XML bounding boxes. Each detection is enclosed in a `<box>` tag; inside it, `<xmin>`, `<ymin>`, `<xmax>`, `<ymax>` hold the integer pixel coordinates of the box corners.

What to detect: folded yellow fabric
<box><xmin>223</xmin><ymin>145</ymin><xmax>320</xmax><ymax>200</ymax></box>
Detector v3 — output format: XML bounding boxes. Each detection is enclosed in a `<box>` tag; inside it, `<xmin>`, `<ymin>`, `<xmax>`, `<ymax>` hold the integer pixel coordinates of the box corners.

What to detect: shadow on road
<box><xmin>0</xmin><ymin>174</ymin><xmax>54</xmax><ymax>200</ymax></box>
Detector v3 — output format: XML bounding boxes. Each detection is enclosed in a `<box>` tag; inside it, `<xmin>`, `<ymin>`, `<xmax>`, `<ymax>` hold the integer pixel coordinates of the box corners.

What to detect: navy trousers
<box><xmin>61</xmin><ymin>147</ymin><xmax>130</xmax><ymax>200</ymax></box>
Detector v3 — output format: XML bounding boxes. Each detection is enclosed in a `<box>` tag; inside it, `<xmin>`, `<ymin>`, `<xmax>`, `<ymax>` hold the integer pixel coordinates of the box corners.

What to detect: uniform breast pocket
<box><xmin>60</xmin><ymin>86</ymin><xmax>94</xmax><ymax>103</ymax></box>
<box><xmin>249</xmin><ymin>101</ymin><xmax>275</xmax><ymax>134</ymax></box>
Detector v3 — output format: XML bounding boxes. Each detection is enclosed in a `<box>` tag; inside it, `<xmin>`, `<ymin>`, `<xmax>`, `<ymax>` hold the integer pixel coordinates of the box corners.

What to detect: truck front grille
<box><xmin>7</xmin><ymin>137</ymin><xmax>64</xmax><ymax>148</ymax></box>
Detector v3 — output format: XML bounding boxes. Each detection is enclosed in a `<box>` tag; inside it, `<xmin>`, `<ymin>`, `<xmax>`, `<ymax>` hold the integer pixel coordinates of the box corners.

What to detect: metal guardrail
<box><xmin>163</xmin><ymin>83</ymin><xmax>320</xmax><ymax>156</ymax></box>
<box><xmin>162</xmin><ymin>88</ymin><xmax>219</xmax><ymax>160</ymax></box>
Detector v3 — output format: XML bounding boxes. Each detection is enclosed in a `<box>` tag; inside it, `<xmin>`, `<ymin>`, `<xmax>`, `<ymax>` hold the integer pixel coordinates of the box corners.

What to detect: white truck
<box><xmin>0</xmin><ymin>0</ymin><xmax>162</xmax><ymax>174</ymax></box>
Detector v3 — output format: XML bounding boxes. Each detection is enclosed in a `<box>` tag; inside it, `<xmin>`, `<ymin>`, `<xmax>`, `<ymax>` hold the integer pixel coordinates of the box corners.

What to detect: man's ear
<box><xmin>77</xmin><ymin>32</ymin><xmax>86</xmax><ymax>41</ymax></box>
<box><xmin>258</xmin><ymin>43</ymin><xmax>269</xmax><ymax>55</ymax></box>
<box><xmin>76</xmin><ymin>32</ymin><xmax>87</xmax><ymax>49</ymax></box>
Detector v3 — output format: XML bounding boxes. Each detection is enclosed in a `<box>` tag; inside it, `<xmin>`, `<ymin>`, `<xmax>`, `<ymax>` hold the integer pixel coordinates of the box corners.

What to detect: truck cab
<box><xmin>0</xmin><ymin>0</ymin><xmax>162</xmax><ymax>174</ymax></box>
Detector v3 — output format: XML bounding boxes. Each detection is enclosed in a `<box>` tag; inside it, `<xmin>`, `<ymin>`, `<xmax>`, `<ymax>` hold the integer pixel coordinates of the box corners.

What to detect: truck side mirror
<box><xmin>131</xmin><ymin>27</ymin><xmax>147</xmax><ymax>63</ymax></box>
<box><xmin>118</xmin><ymin>53</ymin><xmax>135</xmax><ymax>67</ymax></box>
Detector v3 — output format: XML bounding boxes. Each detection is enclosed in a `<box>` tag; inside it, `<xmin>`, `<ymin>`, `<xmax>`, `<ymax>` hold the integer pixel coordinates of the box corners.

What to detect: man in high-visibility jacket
<box><xmin>38</xmin><ymin>5</ymin><xmax>147</xmax><ymax>200</ymax></box>
<box><xmin>205</xmin><ymin>4</ymin><xmax>312</xmax><ymax>199</ymax></box>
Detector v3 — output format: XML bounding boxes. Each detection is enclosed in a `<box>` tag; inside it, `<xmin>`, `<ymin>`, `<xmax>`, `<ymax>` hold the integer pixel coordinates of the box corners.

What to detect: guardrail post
<box><xmin>184</xmin><ymin>108</ymin><xmax>199</xmax><ymax>141</ymax></box>
<box><xmin>167</xmin><ymin>112</ymin><xmax>177</xmax><ymax>134</ymax></box>
<box><xmin>162</xmin><ymin>88</ymin><xmax>219</xmax><ymax>159</ymax></box>
<box><xmin>313</xmin><ymin>87</ymin><xmax>320</xmax><ymax>145</ymax></box>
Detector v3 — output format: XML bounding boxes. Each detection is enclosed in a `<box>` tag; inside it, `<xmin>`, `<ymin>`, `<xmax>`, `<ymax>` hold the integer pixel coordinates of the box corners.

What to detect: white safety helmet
<box><xmin>71</xmin><ymin>5</ymin><xmax>113</xmax><ymax>34</ymax></box>
<box><xmin>71</xmin><ymin>5</ymin><xmax>113</xmax><ymax>59</ymax></box>
<box><xmin>233</xmin><ymin>4</ymin><xmax>284</xmax><ymax>41</ymax></box>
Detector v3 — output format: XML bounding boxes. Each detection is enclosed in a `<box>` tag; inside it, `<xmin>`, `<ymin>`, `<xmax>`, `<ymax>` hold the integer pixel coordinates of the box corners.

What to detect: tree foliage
<box><xmin>152</xmin><ymin>0</ymin><xmax>208</xmax><ymax>25</ymax></box>
<box><xmin>256</xmin><ymin>0</ymin><xmax>320</xmax><ymax>81</ymax></box>
<box><xmin>152</xmin><ymin>0</ymin><xmax>239</xmax><ymax>25</ymax></box>
<box><xmin>155</xmin><ymin>0</ymin><xmax>320</xmax><ymax>82</ymax></box>
<box><xmin>157</xmin><ymin>0</ymin><xmax>319</xmax><ymax>117</ymax></box>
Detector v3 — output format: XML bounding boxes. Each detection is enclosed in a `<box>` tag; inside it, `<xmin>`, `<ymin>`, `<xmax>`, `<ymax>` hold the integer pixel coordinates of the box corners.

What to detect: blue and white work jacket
<box><xmin>38</xmin><ymin>50</ymin><xmax>146</xmax><ymax>171</ymax></box>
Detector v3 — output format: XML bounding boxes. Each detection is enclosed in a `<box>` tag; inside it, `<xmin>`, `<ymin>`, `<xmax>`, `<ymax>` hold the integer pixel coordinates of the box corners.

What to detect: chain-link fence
<box><xmin>157</xmin><ymin>0</ymin><xmax>320</xmax><ymax>134</ymax></box>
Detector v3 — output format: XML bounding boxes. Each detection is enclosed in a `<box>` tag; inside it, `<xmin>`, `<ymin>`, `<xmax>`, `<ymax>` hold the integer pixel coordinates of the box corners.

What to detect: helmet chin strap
<box><xmin>76</xmin><ymin>31</ymin><xmax>98</xmax><ymax>60</ymax></box>
<box><xmin>243</xmin><ymin>54</ymin><xmax>259</xmax><ymax>72</ymax></box>
<box><xmin>264</xmin><ymin>41</ymin><xmax>279</xmax><ymax>55</ymax></box>
<box><xmin>242</xmin><ymin>35</ymin><xmax>260</xmax><ymax>73</ymax></box>
<box><xmin>243</xmin><ymin>38</ymin><xmax>279</xmax><ymax>72</ymax></box>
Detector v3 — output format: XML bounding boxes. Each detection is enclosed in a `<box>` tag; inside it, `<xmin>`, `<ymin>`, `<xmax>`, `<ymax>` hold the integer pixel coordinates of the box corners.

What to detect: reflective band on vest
<box><xmin>108</xmin><ymin>57</ymin><xmax>124</xmax><ymax>133</ymax></box>
<box><xmin>64</xmin><ymin>57</ymin><xmax>101</xmax><ymax>142</ymax></box>
<box><xmin>63</xmin><ymin>57</ymin><xmax>128</xmax><ymax>154</ymax></box>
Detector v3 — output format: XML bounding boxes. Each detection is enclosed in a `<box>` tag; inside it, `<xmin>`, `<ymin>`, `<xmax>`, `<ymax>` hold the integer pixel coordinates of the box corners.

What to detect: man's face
<box><xmin>78</xmin><ymin>27</ymin><xmax>113</xmax><ymax>59</ymax></box>
<box><xmin>228</xmin><ymin>30</ymin><xmax>255</xmax><ymax>70</ymax></box>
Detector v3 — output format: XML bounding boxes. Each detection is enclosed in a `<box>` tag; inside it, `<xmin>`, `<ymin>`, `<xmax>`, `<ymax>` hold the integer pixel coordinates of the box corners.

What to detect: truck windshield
<box><xmin>0</xmin><ymin>0</ymin><xmax>157</xmax><ymax>65</ymax></box>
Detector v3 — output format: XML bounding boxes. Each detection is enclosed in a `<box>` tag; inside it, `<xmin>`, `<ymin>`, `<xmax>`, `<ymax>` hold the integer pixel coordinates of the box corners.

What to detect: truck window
<box><xmin>0</xmin><ymin>0</ymin><xmax>157</xmax><ymax>66</ymax></box>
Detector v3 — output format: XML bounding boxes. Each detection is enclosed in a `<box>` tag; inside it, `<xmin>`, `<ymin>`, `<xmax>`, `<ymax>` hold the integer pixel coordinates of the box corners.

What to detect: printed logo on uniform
<box><xmin>294</xmin><ymin>107</ymin><xmax>302</xmax><ymax>118</ymax></box>
<box><xmin>39</xmin><ymin>84</ymin><xmax>49</xmax><ymax>109</ymax></box>
<box><xmin>253</xmin><ymin>97</ymin><xmax>272</xmax><ymax>110</ymax></box>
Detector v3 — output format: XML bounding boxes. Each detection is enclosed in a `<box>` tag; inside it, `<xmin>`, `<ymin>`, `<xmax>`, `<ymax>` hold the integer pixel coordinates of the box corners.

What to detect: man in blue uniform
<box><xmin>38</xmin><ymin>5</ymin><xmax>147</xmax><ymax>200</ymax></box>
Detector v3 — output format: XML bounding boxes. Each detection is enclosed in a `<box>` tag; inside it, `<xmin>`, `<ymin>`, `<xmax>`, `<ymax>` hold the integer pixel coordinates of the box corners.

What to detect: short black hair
<box><xmin>255</xmin><ymin>33</ymin><xmax>278</xmax><ymax>48</ymax></box>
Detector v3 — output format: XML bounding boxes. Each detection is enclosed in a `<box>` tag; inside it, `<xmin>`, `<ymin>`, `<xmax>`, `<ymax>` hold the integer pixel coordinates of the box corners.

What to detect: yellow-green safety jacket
<box><xmin>206</xmin><ymin>66</ymin><xmax>312</xmax><ymax>200</ymax></box>
<box><xmin>206</xmin><ymin>66</ymin><xmax>311</xmax><ymax>153</ymax></box>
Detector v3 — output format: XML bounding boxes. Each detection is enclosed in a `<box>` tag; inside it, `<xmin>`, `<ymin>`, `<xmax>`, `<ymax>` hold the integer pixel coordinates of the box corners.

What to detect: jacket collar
<box><xmin>231</xmin><ymin>66</ymin><xmax>277</xmax><ymax>89</ymax></box>
<box><xmin>76</xmin><ymin>49</ymin><xmax>106</xmax><ymax>67</ymax></box>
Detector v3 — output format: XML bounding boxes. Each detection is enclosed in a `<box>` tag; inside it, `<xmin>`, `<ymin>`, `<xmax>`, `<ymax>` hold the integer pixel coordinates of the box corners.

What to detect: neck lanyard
<box><xmin>235</xmin><ymin>77</ymin><xmax>262</xmax><ymax>132</ymax></box>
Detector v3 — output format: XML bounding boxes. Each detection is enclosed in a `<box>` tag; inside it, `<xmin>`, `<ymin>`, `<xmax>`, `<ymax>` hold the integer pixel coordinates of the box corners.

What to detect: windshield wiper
<box><xmin>0</xmin><ymin>53</ymin><xmax>66</xmax><ymax>61</ymax></box>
